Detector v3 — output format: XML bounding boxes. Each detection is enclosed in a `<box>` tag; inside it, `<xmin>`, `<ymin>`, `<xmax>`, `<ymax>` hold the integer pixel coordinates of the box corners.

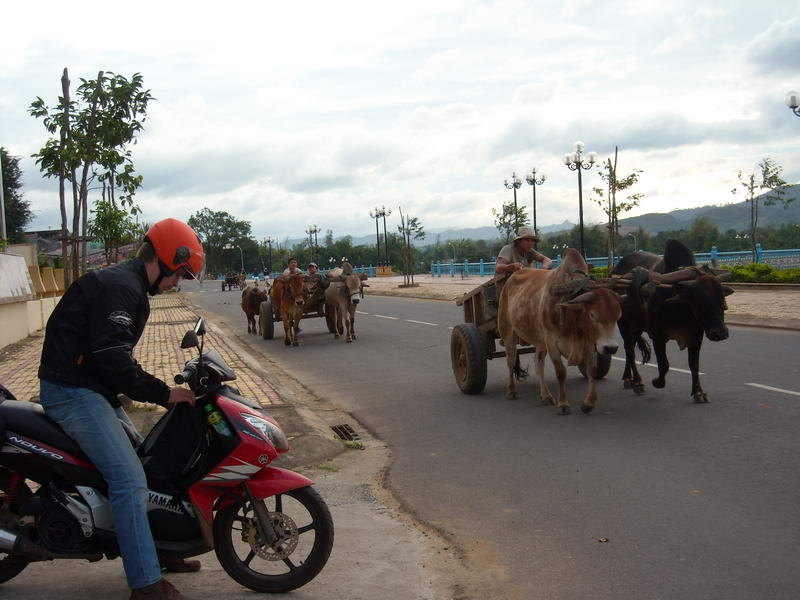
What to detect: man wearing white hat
<box><xmin>495</xmin><ymin>226</ymin><xmax>553</xmax><ymax>274</ymax></box>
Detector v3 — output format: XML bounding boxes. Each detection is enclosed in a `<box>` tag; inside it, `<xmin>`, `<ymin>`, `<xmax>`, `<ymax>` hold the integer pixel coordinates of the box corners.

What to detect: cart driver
<box><xmin>495</xmin><ymin>226</ymin><xmax>552</xmax><ymax>274</ymax></box>
<box><xmin>281</xmin><ymin>257</ymin><xmax>304</xmax><ymax>276</ymax></box>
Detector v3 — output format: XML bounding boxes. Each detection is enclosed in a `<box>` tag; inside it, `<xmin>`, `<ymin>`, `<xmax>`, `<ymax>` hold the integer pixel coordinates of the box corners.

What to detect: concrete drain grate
<box><xmin>331</xmin><ymin>424</ymin><xmax>360</xmax><ymax>441</ymax></box>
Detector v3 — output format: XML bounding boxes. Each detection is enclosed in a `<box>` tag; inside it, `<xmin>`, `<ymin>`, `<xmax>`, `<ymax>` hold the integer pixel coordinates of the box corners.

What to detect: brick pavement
<box><xmin>0</xmin><ymin>294</ymin><xmax>281</xmax><ymax>407</ymax></box>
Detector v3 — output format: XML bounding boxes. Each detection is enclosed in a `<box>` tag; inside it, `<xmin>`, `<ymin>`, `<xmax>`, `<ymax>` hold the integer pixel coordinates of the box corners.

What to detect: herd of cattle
<box><xmin>497</xmin><ymin>238</ymin><xmax>734</xmax><ymax>414</ymax></box>
<box><xmin>240</xmin><ymin>262</ymin><xmax>369</xmax><ymax>346</ymax></box>
<box><xmin>236</xmin><ymin>240</ymin><xmax>734</xmax><ymax>415</ymax></box>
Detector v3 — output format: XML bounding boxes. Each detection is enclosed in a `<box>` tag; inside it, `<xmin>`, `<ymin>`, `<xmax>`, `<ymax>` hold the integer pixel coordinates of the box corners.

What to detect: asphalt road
<box><xmin>185</xmin><ymin>281</ymin><xmax>800</xmax><ymax>600</ymax></box>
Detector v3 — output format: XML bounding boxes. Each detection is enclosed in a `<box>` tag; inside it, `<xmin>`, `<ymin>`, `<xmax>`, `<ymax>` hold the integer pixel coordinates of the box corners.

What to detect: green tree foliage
<box><xmin>1</xmin><ymin>147</ymin><xmax>33</xmax><ymax>243</ymax></box>
<box><xmin>187</xmin><ymin>208</ymin><xmax>252</xmax><ymax>275</ymax></box>
<box><xmin>492</xmin><ymin>200</ymin><xmax>530</xmax><ymax>244</ymax></box>
<box><xmin>88</xmin><ymin>199</ymin><xmax>137</xmax><ymax>264</ymax></box>
<box><xmin>732</xmin><ymin>157</ymin><xmax>791</xmax><ymax>262</ymax></box>
<box><xmin>397</xmin><ymin>209</ymin><xmax>426</xmax><ymax>285</ymax></box>
<box><xmin>29</xmin><ymin>68</ymin><xmax>153</xmax><ymax>285</ymax></box>
<box><xmin>591</xmin><ymin>147</ymin><xmax>644</xmax><ymax>266</ymax></box>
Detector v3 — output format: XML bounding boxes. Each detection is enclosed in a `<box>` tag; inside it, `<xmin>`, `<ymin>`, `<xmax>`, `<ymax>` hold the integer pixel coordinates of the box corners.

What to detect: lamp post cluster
<box><xmin>503</xmin><ymin>172</ymin><xmax>523</xmax><ymax>233</ymax></box>
<box><xmin>786</xmin><ymin>91</ymin><xmax>799</xmax><ymax>117</ymax></box>
<box><xmin>305</xmin><ymin>225</ymin><xmax>320</xmax><ymax>262</ymax></box>
<box><xmin>368</xmin><ymin>206</ymin><xmax>392</xmax><ymax>265</ymax></box>
<box><xmin>562</xmin><ymin>141</ymin><xmax>598</xmax><ymax>257</ymax></box>
<box><xmin>525</xmin><ymin>167</ymin><xmax>546</xmax><ymax>246</ymax></box>
<box><xmin>263</xmin><ymin>235</ymin><xmax>274</xmax><ymax>274</ymax></box>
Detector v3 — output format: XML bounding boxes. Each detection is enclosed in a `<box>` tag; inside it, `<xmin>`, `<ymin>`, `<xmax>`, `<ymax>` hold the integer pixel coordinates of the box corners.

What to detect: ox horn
<box><xmin>652</xmin><ymin>268</ymin><xmax>700</xmax><ymax>285</ymax></box>
<box><xmin>565</xmin><ymin>291</ymin><xmax>597</xmax><ymax>304</ymax></box>
<box><xmin>715</xmin><ymin>271</ymin><xmax>732</xmax><ymax>282</ymax></box>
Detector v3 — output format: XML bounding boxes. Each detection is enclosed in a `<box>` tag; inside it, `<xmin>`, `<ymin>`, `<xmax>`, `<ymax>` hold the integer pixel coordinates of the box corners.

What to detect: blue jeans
<box><xmin>39</xmin><ymin>380</ymin><xmax>161</xmax><ymax>590</ymax></box>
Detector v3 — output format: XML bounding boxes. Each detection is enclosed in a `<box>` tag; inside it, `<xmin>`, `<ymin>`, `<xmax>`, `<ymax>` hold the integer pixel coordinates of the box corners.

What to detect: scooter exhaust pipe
<box><xmin>0</xmin><ymin>526</ymin><xmax>102</xmax><ymax>560</ymax></box>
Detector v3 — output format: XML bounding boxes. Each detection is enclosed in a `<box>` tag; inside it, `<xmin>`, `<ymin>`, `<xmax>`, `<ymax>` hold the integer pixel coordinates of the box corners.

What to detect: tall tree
<box><xmin>591</xmin><ymin>147</ymin><xmax>644</xmax><ymax>267</ymax></box>
<box><xmin>187</xmin><ymin>208</ymin><xmax>252</xmax><ymax>275</ymax></box>
<box><xmin>29</xmin><ymin>68</ymin><xmax>153</xmax><ymax>285</ymax></box>
<box><xmin>397</xmin><ymin>209</ymin><xmax>426</xmax><ymax>285</ymax></box>
<box><xmin>88</xmin><ymin>199</ymin><xmax>137</xmax><ymax>264</ymax></box>
<box><xmin>732</xmin><ymin>157</ymin><xmax>792</xmax><ymax>262</ymax></box>
<box><xmin>0</xmin><ymin>148</ymin><xmax>33</xmax><ymax>244</ymax></box>
<box><xmin>492</xmin><ymin>200</ymin><xmax>529</xmax><ymax>244</ymax></box>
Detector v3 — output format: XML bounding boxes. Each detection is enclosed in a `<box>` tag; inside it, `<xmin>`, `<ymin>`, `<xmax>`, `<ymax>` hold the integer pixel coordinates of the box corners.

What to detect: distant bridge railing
<box><xmin>430</xmin><ymin>244</ymin><xmax>800</xmax><ymax>277</ymax></box>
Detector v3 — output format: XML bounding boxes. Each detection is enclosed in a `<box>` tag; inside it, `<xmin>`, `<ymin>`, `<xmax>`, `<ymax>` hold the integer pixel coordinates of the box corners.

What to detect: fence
<box><xmin>430</xmin><ymin>244</ymin><xmax>800</xmax><ymax>277</ymax></box>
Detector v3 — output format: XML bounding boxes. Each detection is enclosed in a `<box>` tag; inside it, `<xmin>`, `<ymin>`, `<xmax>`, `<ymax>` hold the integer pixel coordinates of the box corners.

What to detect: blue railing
<box><xmin>430</xmin><ymin>244</ymin><xmax>800</xmax><ymax>277</ymax></box>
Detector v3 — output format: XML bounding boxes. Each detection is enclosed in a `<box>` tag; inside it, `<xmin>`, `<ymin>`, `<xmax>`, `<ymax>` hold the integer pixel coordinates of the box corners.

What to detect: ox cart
<box><xmin>221</xmin><ymin>272</ymin><xmax>244</xmax><ymax>291</ymax></box>
<box><xmin>450</xmin><ymin>274</ymin><xmax>613</xmax><ymax>394</ymax></box>
<box><xmin>258</xmin><ymin>283</ymin><xmax>336</xmax><ymax>340</ymax></box>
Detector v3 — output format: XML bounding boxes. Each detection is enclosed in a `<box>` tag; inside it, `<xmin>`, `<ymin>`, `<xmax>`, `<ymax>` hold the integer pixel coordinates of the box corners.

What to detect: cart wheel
<box><xmin>578</xmin><ymin>353</ymin><xmax>612</xmax><ymax>379</ymax></box>
<box><xmin>325</xmin><ymin>306</ymin><xmax>336</xmax><ymax>334</ymax></box>
<box><xmin>259</xmin><ymin>300</ymin><xmax>274</xmax><ymax>340</ymax></box>
<box><xmin>221</xmin><ymin>280</ymin><xmax>225</xmax><ymax>292</ymax></box>
<box><xmin>451</xmin><ymin>323</ymin><xmax>488</xmax><ymax>394</ymax></box>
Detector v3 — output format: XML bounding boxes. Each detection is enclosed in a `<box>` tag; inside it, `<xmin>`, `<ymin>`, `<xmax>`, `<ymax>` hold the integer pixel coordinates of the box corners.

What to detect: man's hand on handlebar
<box><xmin>168</xmin><ymin>386</ymin><xmax>196</xmax><ymax>406</ymax></box>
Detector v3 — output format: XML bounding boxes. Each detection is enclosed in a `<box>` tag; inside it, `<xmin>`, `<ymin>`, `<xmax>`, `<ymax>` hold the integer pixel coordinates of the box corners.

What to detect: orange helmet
<box><xmin>144</xmin><ymin>218</ymin><xmax>205</xmax><ymax>279</ymax></box>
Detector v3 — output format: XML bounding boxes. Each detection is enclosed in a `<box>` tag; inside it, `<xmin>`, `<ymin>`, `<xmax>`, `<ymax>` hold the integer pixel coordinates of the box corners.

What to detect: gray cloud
<box><xmin>744</xmin><ymin>18</ymin><xmax>800</xmax><ymax>73</ymax></box>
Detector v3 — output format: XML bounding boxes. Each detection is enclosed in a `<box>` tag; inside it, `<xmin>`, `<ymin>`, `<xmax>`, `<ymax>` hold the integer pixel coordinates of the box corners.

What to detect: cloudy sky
<box><xmin>1</xmin><ymin>1</ymin><xmax>798</xmax><ymax>243</ymax></box>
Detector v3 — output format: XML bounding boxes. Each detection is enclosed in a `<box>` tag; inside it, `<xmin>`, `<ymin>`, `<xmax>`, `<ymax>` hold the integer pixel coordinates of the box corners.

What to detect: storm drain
<box><xmin>331</xmin><ymin>424</ymin><xmax>360</xmax><ymax>441</ymax></box>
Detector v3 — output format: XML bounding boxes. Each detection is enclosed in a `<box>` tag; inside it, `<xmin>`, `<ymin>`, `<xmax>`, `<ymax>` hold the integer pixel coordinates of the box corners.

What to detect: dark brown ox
<box><xmin>611</xmin><ymin>238</ymin><xmax>733</xmax><ymax>403</ymax></box>
<box><xmin>271</xmin><ymin>273</ymin><xmax>309</xmax><ymax>346</ymax></box>
<box><xmin>241</xmin><ymin>285</ymin><xmax>269</xmax><ymax>335</ymax></box>
<box><xmin>324</xmin><ymin>263</ymin><xmax>368</xmax><ymax>343</ymax></box>
<box><xmin>497</xmin><ymin>249</ymin><xmax>622</xmax><ymax>415</ymax></box>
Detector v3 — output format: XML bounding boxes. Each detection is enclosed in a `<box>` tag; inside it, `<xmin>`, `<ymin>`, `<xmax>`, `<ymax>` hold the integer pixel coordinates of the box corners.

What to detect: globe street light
<box><xmin>369</xmin><ymin>207</ymin><xmax>382</xmax><ymax>265</ymax></box>
<box><xmin>380</xmin><ymin>206</ymin><xmax>392</xmax><ymax>266</ymax></box>
<box><xmin>224</xmin><ymin>244</ymin><xmax>244</xmax><ymax>273</ymax></box>
<box><xmin>525</xmin><ymin>167</ymin><xmax>546</xmax><ymax>247</ymax></box>
<box><xmin>503</xmin><ymin>172</ymin><xmax>523</xmax><ymax>233</ymax></box>
<box><xmin>786</xmin><ymin>90</ymin><xmax>799</xmax><ymax>117</ymax></box>
<box><xmin>306</xmin><ymin>225</ymin><xmax>320</xmax><ymax>262</ymax></box>
<box><xmin>563</xmin><ymin>141</ymin><xmax>598</xmax><ymax>257</ymax></box>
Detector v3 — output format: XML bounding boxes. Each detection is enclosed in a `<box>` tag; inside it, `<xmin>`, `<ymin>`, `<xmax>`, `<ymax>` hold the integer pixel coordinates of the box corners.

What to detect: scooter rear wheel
<box><xmin>0</xmin><ymin>472</ymin><xmax>32</xmax><ymax>584</ymax></box>
<box><xmin>213</xmin><ymin>485</ymin><xmax>334</xmax><ymax>593</ymax></box>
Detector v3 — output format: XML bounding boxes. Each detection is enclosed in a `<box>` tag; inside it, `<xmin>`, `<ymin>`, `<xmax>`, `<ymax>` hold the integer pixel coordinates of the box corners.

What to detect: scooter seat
<box><xmin>0</xmin><ymin>399</ymin><xmax>88</xmax><ymax>460</ymax></box>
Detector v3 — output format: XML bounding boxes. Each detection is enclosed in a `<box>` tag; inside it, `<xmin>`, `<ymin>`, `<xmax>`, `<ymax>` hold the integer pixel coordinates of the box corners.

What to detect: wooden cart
<box><xmin>450</xmin><ymin>274</ymin><xmax>611</xmax><ymax>394</ymax></box>
<box><xmin>258</xmin><ymin>285</ymin><xmax>336</xmax><ymax>340</ymax></box>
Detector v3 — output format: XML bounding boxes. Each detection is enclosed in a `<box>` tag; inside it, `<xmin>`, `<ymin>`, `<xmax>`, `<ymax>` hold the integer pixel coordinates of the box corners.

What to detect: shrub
<box><xmin>726</xmin><ymin>263</ymin><xmax>800</xmax><ymax>283</ymax></box>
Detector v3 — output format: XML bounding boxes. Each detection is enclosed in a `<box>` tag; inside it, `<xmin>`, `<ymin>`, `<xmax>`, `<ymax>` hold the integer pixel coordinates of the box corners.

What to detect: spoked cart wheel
<box><xmin>259</xmin><ymin>300</ymin><xmax>275</xmax><ymax>340</ymax></box>
<box><xmin>450</xmin><ymin>323</ymin><xmax>488</xmax><ymax>394</ymax></box>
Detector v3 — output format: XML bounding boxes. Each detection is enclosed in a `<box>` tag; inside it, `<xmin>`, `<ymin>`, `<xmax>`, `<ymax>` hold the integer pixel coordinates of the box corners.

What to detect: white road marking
<box><xmin>611</xmin><ymin>356</ymin><xmax>703</xmax><ymax>375</ymax></box>
<box><xmin>356</xmin><ymin>311</ymin><xmax>369</xmax><ymax>314</ymax></box>
<box><xmin>405</xmin><ymin>319</ymin><xmax>438</xmax><ymax>326</ymax></box>
<box><xmin>374</xmin><ymin>314</ymin><xmax>399</xmax><ymax>320</ymax></box>
<box><xmin>746</xmin><ymin>383</ymin><xmax>800</xmax><ymax>397</ymax></box>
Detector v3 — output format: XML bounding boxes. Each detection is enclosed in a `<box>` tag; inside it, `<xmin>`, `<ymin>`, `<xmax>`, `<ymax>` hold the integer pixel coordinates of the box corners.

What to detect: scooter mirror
<box><xmin>193</xmin><ymin>317</ymin><xmax>206</xmax><ymax>337</ymax></box>
<box><xmin>180</xmin><ymin>330</ymin><xmax>200</xmax><ymax>349</ymax></box>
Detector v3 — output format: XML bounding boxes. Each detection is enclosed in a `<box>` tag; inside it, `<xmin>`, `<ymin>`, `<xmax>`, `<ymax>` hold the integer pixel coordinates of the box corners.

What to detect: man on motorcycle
<box><xmin>37</xmin><ymin>218</ymin><xmax>204</xmax><ymax>600</ymax></box>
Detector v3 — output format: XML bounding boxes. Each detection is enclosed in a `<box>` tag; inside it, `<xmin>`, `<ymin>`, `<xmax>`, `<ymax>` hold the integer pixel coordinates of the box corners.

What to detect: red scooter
<box><xmin>0</xmin><ymin>318</ymin><xmax>333</xmax><ymax>593</ymax></box>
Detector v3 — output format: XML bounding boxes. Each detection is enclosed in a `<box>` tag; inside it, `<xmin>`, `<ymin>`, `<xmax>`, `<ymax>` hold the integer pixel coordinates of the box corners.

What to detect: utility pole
<box><xmin>0</xmin><ymin>151</ymin><xmax>7</xmax><ymax>241</ymax></box>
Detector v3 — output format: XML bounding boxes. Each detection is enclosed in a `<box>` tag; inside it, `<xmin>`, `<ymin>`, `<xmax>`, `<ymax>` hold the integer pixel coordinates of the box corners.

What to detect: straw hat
<box><xmin>513</xmin><ymin>226</ymin><xmax>540</xmax><ymax>242</ymax></box>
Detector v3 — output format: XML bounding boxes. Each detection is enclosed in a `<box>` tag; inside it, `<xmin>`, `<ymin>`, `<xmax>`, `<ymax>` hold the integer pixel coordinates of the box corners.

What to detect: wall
<box><xmin>0</xmin><ymin>253</ymin><xmax>58</xmax><ymax>350</ymax></box>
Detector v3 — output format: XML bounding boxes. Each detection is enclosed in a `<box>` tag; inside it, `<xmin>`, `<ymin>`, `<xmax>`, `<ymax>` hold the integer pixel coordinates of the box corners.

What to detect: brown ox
<box><xmin>497</xmin><ymin>249</ymin><xmax>622</xmax><ymax>414</ymax></box>
<box><xmin>324</xmin><ymin>263</ymin><xmax>368</xmax><ymax>343</ymax></box>
<box><xmin>241</xmin><ymin>285</ymin><xmax>269</xmax><ymax>335</ymax></box>
<box><xmin>271</xmin><ymin>273</ymin><xmax>309</xmax><ymax>346</ymax></box>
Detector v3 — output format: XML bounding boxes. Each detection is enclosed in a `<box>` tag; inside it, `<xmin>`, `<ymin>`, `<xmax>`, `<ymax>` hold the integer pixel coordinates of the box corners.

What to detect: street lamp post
<box><xmin>369</xmin><ymin>208</ymin><xmax>381</xmax><ymax>265</ymax></box>
<box><xmin>305</xmin><ymin>225</ymin><xmax>320</xmax><ymax>262</ymax></box>
<box><xmin>224</xmin><ymin>244</ymin><xmax>244</xmax><ymax>273</ymax></box>
<box><xmin>264</xmin><ymin>236</ymin><xmax>274</xmax><ymax>275</ymax></box>
<box><xmin>786</xmin><ymin>90</ymin><xmax>799</xmax><ymax>117</ymax></box>
<box><xmin>525</xmin><ymin>167</ymin><xmax>546</xmax><ymax>247</ymax></box>
<box><xmin>503</xmin><ymin>172</ymin><xmax>523</xmax><ymax>233</ymax></box>
<box><xmin>563</xmin><ymin>141</ymin><xmax>598</xmax><ymax>258</ymax></box>
<box><xmin>380</xmin><ymin>206</ymin><xmax>392</xmax><ymax>266</ymax></box>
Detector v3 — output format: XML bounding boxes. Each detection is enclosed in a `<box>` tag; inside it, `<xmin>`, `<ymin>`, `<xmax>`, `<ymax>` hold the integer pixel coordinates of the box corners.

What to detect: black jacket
<box><xmin>38</xmin><ymin>259</ymin><xmax>170</xmax><ymax>408</ymax></box>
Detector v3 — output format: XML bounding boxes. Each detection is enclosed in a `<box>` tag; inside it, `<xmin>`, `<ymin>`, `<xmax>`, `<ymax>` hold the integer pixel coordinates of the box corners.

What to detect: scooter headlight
<box><xmin>240</xmin><ymin>413</ymin><xmax>289</xmax><ymax>451</ymax></box>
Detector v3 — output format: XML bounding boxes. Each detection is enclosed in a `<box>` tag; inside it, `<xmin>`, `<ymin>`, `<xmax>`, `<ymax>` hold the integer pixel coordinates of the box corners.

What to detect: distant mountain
<box><xmin>617</xmin><ymin>184</ymin><xmax>800</xmax><ymax>234</ymax></box>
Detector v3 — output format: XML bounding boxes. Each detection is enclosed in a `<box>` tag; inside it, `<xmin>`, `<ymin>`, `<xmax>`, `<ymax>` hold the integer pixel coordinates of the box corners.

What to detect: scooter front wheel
<box><xmin>213</xmin><ymin>485</ymin><xmax>334</xmax><ymax>593</ymax></box>
<box><xmin>0</xmin><ymin>472</ymin><xmax>32</xmax><ymax>584</ymax></box>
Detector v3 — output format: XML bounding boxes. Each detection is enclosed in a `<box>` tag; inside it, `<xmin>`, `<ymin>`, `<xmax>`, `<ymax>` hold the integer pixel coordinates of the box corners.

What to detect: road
<box><xmin>186</xmin><ymin>281</ymin><xmax>800</xmax><ymax>600</ymax></box>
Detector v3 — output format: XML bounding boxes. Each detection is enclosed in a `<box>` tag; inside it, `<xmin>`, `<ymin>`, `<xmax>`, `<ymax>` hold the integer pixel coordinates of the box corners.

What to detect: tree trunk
<box><xmin>59</xmin><ymin>69</ymin><xmax>71</xmax><ymax>286</ymax></box>
<box><xmin>77</xmin><ymin>72</ymin><xmax>105</xmax><ymax>274</ymax></box>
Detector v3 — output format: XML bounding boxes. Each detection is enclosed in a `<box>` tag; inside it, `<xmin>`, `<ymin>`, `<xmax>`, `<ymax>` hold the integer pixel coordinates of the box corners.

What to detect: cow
<box><xmin>324</xmin><ymin>262</ymin><xmax>368</xmax><ymax>343</ymax></box>
<box><xmin>611</xmin><ymin>238</ymin><xmax>734</xmax><ymax>403</ymax></box>
<box><xmin>241</xmin><ymin>285</ymin><xmax>269</xmax><ymax>335</ymax></box>
<box><xmin>497</xmin><ymin>248</ymin><xmax>622</xmax><ymax>415</ymax></box>
<box><xmin>271</xmin><ymin>273</ymin><xmax>309</xmax><ymax>346</ymax></box>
